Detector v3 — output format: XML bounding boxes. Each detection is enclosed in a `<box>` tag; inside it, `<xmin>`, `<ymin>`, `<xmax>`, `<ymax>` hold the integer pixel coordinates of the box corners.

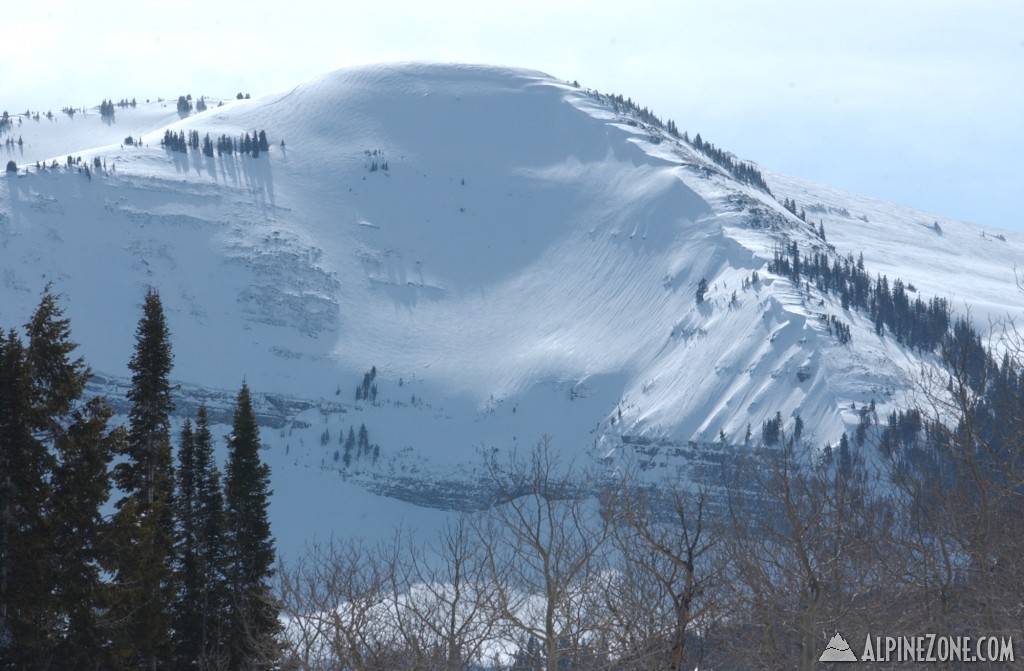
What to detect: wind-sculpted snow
<box><xmin>3</xmin><ymin>62</ymin><xmax>1023</xmax><ymax>554</ymax></box>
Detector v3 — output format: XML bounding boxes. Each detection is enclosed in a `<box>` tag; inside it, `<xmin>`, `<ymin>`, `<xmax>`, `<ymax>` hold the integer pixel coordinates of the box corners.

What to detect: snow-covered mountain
<box><xmin>3</xmin><ymin>63</ymin><xmax>1022</xmax><ymax>556</ymax></box>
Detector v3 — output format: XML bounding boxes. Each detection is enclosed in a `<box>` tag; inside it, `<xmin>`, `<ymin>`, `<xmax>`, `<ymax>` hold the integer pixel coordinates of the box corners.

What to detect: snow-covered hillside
<box><xmin>3</xmin><ymin>63</ymin><xmax>1022</xmax><ymax>555</ymax></box>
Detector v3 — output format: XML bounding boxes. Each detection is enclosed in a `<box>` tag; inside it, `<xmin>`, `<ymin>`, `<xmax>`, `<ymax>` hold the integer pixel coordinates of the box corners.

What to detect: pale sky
<box><xmin>5</xmin><ymin>1</ymin><xmax>1023</xmax><ymax>230</ymax></box>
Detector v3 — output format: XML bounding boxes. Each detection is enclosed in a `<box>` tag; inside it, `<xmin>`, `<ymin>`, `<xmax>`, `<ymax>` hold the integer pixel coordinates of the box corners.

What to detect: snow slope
<box><xmin>2</xmin><ymin>97</ymin><xmax>236</xmax><ymax>169</ymax></box>
<box><xmin>3</xmin><ymin>63</ymin><xmax>1023</xmax><ymax>555</ymax></box>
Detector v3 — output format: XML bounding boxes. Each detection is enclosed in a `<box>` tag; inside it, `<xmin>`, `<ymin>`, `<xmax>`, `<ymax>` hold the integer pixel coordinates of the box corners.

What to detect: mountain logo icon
<box><xmin>819</xmin><ymin>632</ymin><xmax>858</xmax><ymax>662</ymax></box>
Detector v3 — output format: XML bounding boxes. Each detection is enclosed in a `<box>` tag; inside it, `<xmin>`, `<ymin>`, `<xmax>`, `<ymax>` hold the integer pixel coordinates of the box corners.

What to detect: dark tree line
<box><xmin>335</xmin><ymin>422</ymin><xmax>380</xmax><ymax>468</ymax></box>
<box><xmin>781</xmin><ymin>196</ymin><xmax>807</xmax><ymax>222</ymax></box>
<box><xmin>99</xmin><ymin>99</ymin><xmax>136</xmax><ymax>117</ymax></box>
<box><xmin>584</xmin><ymin>86</ymin><xmax>771</xmax><ymax>195</ymax></box>
<box><xmin>880</xmin><ymin>316</ymin><xmax>1024</xmax><ymax>486</ymax></box>
<box><xmin>823</xmin><ymin>313</ymin><xmax>852</xmax><ymax>344</ymax></box>
<box><xmin>355</xmin><ymin>365</ymin><xmax>377</xmax><ymax>403</ymax></box>
<box><xmin>770</xmin><ymin>240</ymin><xmax>952</xmax><ymax>351</ymax></box>
<box><xmin>162</xmin><ymin>130</ymin><xmax>188</xmax><ymax>153</ymax></box>
<box><xmin>0</xmin><ymin>287</ymin><xmax>278</xmax><ymax>670</ymax></box>
<box><xmin>162</xmin><ymin>129</ymin><xmax>270</xmax><ymax>158</ymax></box>
<box><xmin>174</xmin><ymin>95</ymin><xmax>214</xmax><ymax>114</ymax></box>
<box><xmin>602</xmin><ymin>91</ymin><xmax>670</xmax><ymax>131</ymax></box>
<box><xmin>690</xmin><ymin>133</ymin><xmax>772</xmax><ymax>194</ymax></box>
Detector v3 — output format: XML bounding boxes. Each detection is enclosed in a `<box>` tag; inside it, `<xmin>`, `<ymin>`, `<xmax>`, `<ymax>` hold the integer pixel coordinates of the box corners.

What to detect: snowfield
<box><xmin>3</xmin><ymin>63</ymin><xmax>1022</xmax><ymax>556</ymax></box>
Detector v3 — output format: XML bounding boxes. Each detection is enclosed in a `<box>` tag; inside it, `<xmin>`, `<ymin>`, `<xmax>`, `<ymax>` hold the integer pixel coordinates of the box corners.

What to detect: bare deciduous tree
<box><xmin>388</xmin><ymin>517</ymin><xmax>501</xmax><ymax>671</ymax></box>
<box><xmin>717</xmin><ymin>431</ymin><xmax>894</xmax><ymax>671</ymax></box>
<box><xmin>477</xmin><ymin>437</ymin><xmax>611</xmax><ymax>671</ymax></box>
<box><xmin>276</xmin><ymin>538</ymin><xmax>403</xmax><ymax>671</ymax></box>
<box><xmin>601</xmin><ymin>476</ymin><xmax>720</xmax><ymax>671</ymax></box>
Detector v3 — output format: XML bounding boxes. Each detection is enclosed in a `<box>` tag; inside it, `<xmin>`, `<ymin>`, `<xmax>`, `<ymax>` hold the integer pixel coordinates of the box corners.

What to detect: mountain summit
<box><xmin>3</xmin><ymin>63</ymin><xmax>1022</xmax><ymax>551</ymax></box>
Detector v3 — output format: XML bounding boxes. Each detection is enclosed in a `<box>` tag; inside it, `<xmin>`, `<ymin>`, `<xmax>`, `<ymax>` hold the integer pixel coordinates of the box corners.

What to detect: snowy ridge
<box><xmin>3</xmin><ymin>63</ymin><xmax>1023</xmax><ymax>554</ymax></box>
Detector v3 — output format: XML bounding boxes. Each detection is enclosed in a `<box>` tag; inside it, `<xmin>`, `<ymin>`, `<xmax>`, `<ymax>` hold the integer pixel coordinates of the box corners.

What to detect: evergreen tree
<box><xmin>173</xmin><ymin>419</ymin><xmax>198</xmax><ymax>667</ymax></box>
<box><xmin>357</xmin><ymin>423</ymin><xmax>369</xmax><ymax>459</ymax></box>
<box><xmin>224</xmin><ymin>383</ymin><xmax>278</xmax><ymax>670</ymax></box>
<box><xmin>26</xmin><ymin>288</ymin><xmax>118</xmax><ymax>669</ymax></box>
<box><xmin>25</xmin><ymin>286</ymin><xmax>87</xmax><ymax>433</ymax></box>
<box><xmin>173</xmin><ymin>405</ymin><xmax>228</xmax><ymax>670</ymax></box>
<box><xmin>110</xmin><ymin>288</ymin><xmax>176</xmax><ymax>671</ymax></box>
<box><xmin>0</xmin><ymin>330</ymin><xmax>54</xmax><ymax>670</ymax></box>
<box><xmin>48</xmin><ymin>398</ymin><xmax>119</xmax><ymax>670</ymax></box>
<box><xmin>761</xmin><ymin>411</ymin><xmax>783</xmax><ymax>446</ymax></box>
<box><xmin>193</xmin><ymin>407</ymin><xmax>228</xmax><ymax>654</ymax></box>
<box><xmin>343</xmin><ymin>426</ymin><xmax>355</xmax><ymax>467</ymax></box>
<box><xmin>695</xmin><ymin>277</ymin><xmax>709</xmax><ymax>305</ymax></box>
<box><xmin>122</xmin><ymin>288</ymin><xmax>174</xmax><ymax>506</ymax></box>
<box><xmin>0</xmin><ymin>287</ymin><xmax>118</xmax><ymax>669</ymax></box>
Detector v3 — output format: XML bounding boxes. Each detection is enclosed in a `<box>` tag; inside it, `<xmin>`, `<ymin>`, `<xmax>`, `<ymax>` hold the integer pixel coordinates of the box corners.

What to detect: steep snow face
<box><xmin>3</xmin><ymin>63</ymin><xmax>1023</xmax><ymax>552</ymax></box>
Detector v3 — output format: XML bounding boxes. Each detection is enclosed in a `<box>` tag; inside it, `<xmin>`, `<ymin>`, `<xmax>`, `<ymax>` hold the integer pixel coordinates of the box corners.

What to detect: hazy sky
<box><xmin>6</xmin><ymin>1</ymin><xmax>1023</xmax><ymax>230</ymax></box>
